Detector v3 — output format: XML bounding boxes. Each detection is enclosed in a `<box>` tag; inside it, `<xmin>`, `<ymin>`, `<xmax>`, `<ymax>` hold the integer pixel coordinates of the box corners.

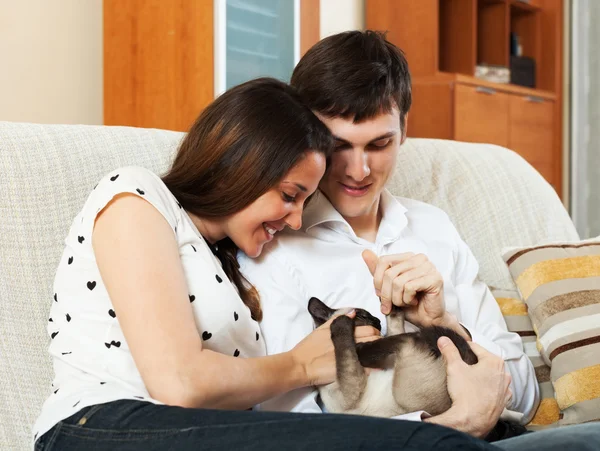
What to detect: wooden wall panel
<box><xmin>301</xmin><ymin>0</ymin><xmax>320</xmax><ymax>56</ymax></box>
<box><xmin>366</xmin><ymin>0</ymin><xmax>439</xmax><ymax>76</ymax></box>
<box><xmin>439</xmin><ymin>0</ymin><xmax>477</xmax><ymax>75</ymax></box>
<box><xmin>408</xmin><ymin>82</ymin><xmax>453</xmax><ymax>139</ymax></box>
<box><xmin>104</xmin><ymin>0</ymin><xmax>214</xmax><ymax>132</ymax></box>
<box><xmin>478</xmin><ymin>1</ymin><xmax>510</xmax><ymax>67</ymax></box>
<box><xmin>538</xmin><ymin>0</ymin><xmax>563</xmax><ymax>197</ymax></box>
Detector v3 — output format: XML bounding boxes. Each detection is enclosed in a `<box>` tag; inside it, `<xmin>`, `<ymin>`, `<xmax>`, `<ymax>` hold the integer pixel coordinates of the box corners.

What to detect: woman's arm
<box><xmin>93</xmin><ymin>193</ymin><xmax>332</xmax><ymax>409</ymax></box>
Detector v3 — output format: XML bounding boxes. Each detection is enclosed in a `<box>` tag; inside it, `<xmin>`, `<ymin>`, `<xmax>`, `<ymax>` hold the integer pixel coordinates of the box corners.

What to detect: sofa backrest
<box><xmin>0</xmin><ymin>122</ymin><xmax>578</xmax><ymax>449</ymax></box>
<box><xmin>390</xmin><ymin>138</ymin><xmax>578</xmax><ymax>291</ymax></box>
<box><xmin>0</xmin><ymin>122</ymin><xmax>181</xmax><ymax>449</ymax></box>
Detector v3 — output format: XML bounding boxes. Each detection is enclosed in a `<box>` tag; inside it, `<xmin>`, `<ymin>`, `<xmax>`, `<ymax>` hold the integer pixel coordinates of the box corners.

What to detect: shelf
<box><xmin>510</xmin><ymin>0</ymin><xmax>541</xmax><ymax>14</ymax></box>
<box><xmin>456</xmin><ymin>76</ymin><xmax>554</xmax><ymax>100</ymax></box>
<box><xmin>423</xmin><ymin>73</ymin><xmax>556</xmax><ymax>100</ymax></box>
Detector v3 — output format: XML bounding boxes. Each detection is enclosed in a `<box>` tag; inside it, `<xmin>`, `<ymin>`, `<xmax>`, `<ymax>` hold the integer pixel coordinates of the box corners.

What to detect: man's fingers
<box><xmin>380</xmin><ymin>265</ymin><xmax>405</xmax><ymax>312</ymax></box>
<box><xmin>438</xmin><ymin>336</ymin><xmax>463</xmax><ymax>366</ymax></box>
<box><xmin>394</xmin><ymin>268</ymin><xmax>428</xmax><ymax>307</ymax></box>
<box><xmin>362</xmin><ymin>250</ymin><xmax>378</xmax><ymax>276</ymax></box>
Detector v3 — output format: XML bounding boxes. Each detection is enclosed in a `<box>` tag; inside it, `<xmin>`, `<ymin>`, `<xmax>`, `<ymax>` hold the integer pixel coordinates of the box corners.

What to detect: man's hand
<box><xmin>425</xmin><ymin>337</ymin><xmax>512</xmax><ymax>438</ymax></box>
<box><xmin>362</xmin><ymin>249</ymin><xmax>446</xmax><ymax>327</ymax></box>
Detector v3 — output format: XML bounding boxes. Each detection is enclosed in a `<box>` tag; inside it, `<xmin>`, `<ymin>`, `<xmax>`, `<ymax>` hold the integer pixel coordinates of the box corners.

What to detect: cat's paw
<box><xmin>330</xmin><ymin>315</ymin><xmax>354</xmax><ymax>340</ymax></box>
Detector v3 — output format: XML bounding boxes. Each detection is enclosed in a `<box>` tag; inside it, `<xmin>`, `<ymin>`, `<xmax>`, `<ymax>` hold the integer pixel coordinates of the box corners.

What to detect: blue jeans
<box><xmin>494</xmin><ymin>422</ymin><xmax>600</xmax><ymax>451</ymax></box>
<box><xmin>35</xmin><ymin>400</ymin><xmax>493</xmax><ymax>451</ymax></box>
<box><xmin>35</xmin><ymin>400</ymin><xmax>600</xmax><ymax>451</ymax></box>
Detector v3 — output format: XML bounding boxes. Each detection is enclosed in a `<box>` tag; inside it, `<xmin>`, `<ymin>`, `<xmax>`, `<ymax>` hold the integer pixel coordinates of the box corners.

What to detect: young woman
<box><xmin>33</xmin><ymin>78</ymin><xmax>496</xmax><ymax>451</ymax></box>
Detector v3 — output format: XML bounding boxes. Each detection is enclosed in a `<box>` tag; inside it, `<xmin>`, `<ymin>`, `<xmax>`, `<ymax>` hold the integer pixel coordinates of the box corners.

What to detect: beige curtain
<box><xmin>571</xmin><ymin>0</ymin><xmax>600</xmax><ymax>238</ymax></box>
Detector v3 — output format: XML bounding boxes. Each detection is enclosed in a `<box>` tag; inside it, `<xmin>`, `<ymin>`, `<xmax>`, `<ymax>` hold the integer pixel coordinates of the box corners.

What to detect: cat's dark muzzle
<box><xmin>353</xmin><ymin>308</ymin><xmax>382</xmax><ymax>331</ymax></box>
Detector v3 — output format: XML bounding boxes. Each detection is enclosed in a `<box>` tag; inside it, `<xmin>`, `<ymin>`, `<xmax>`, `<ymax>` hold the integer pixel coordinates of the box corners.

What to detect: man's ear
<box><xmin>400</xmin><ymin>113</ymin><xmax>408</xmax><ymax>145</ymax></box>
<box><xmin>308</xmin><ymin>297</ymin><xmax>335</xmax><ymax>326</ymax></box>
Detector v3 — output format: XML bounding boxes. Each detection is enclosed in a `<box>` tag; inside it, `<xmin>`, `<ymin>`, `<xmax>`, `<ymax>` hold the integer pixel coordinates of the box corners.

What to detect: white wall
<box><xmin>0</xmin><ymin>0</ymin><xmax>103</xmax><ymax>125</ymax></box>
<box><xmin>320</xmin><ymin>0</ymin><xmax>364</xmax><ymax>38</ymax></box>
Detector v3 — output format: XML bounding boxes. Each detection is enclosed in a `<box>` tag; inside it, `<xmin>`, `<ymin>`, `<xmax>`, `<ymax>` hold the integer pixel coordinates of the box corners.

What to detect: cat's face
<box><xmin>307</xmin><ymin>297</ymin><xmax>382</xmax><ymax>331</ymax></box>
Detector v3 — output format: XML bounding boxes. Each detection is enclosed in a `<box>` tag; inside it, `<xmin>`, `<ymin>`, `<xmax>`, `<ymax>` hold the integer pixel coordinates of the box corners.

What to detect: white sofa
<box><xmin>0</xmin><ymin>121</ymin><xmax>579</xmax><ymax>449</ymax></box>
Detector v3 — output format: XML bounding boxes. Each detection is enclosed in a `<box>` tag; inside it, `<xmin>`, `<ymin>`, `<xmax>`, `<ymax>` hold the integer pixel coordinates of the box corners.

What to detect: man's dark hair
<box><xmin>291</xmin><ymin>30</ymin><xmax>412</xmax><ymax>132</ymax></box>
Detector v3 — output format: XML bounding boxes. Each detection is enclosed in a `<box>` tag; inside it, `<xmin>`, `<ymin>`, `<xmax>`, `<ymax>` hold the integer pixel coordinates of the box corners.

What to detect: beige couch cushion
<box><xmin>490</xmin><ymin>289</ymin><xmax>560</xmax><ymax>429</ymax></box>
<box><xmin>0</xmin><ymin>122</ymin><xmax>183</xmax><ymax>449</ymax></box>
<box><xmin>503</xmin><ymin>239</ymin><xmax>600</xmax><ymax>425</ymax></box>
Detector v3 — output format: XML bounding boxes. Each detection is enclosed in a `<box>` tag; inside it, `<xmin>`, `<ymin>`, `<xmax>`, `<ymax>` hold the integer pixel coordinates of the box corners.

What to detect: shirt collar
<box><xmin>303</xmin><ymin>189</ymin><xmax>408</xmax><ymax>243</ymax></box>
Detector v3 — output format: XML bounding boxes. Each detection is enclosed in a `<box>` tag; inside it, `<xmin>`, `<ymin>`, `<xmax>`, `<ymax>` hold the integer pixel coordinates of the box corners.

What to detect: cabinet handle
<box><xmin>475</xmin><ymin>86</ymin><xmax>497</xmax><ymax>95</ymax></box>
<box><xmin>525</xmin><ymin>96</ymin><xmax>545</xmax><ymax>103</ymax></box>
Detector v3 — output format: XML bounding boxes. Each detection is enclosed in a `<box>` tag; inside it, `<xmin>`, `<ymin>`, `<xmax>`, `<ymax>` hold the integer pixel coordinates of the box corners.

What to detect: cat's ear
<box><xmin>308</xmin><ymin>297</ymin><xmax>335</xmax><ymax>326</ymax></box>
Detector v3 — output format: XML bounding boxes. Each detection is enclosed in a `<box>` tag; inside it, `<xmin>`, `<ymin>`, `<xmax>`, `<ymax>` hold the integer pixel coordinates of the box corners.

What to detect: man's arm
<box><xmin>448</xmin><ymin>225</ymin><xmax>540</xmax><ymax>424</ymax></box>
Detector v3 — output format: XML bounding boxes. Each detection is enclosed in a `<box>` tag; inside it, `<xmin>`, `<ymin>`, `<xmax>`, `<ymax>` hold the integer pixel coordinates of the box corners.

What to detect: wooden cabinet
<box><xmin>410</xmin><ymin>75</ymin><xmax>558</xmax><ymax>191</ymax></box>
<box><xmin>367</xmin><ymin>0</ymin><xmax>564</xmax><ymax>197</ymax></box>
<box><xmin>454</xmin><ymin>84</ymin><xmax>509</xmax><ymax>148</ymax></box>
<box><xmin>508</xmin><ymin>94</ymin><xmax>555</xmax><ymax>183</ymax></box>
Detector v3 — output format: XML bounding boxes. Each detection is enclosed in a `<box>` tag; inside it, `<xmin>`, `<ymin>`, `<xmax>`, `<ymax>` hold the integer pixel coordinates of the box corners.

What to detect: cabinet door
<box><xmin>508</xmin><ymin>95</ymin><xmax>555</xmax><ymax>186</ymax></box>
<box><xmin>454</xmin><ymin>84</ymin><xmax>509</xmax><ymax>147</ymax></box>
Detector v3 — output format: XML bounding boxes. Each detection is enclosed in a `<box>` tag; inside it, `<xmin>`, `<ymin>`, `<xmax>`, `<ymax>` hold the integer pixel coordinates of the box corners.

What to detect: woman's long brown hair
<box><xmin>162</xmin><ymin>78</ymin><xmax>334</xmax><ymax>321</ymax></box>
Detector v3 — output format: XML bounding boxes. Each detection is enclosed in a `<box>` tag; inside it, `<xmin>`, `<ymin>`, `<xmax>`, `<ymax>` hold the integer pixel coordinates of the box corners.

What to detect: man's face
<box><xmin>317</xmin><ymin>108</ymin><xmax>404</xmax><ymax>222</ymax></box>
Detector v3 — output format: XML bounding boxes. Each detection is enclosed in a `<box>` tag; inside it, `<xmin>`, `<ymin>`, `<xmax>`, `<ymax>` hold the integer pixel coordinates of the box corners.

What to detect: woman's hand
<box><xmin>426</xmin><ymin>337</ymin><xmax>512</xmax><ymax>438</ymax></box>
<box><xmin>290</xmin><ymin>311</ymin><xmax>381</xmax><ymax>387</ymax></box>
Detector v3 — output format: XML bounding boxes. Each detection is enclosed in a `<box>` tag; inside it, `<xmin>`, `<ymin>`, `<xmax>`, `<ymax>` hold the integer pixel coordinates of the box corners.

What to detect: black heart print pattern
<box><xmin>105</xmin><ymin>340</ymin><xmax>121</xmax><ymax>349</ymax></box>
<box><xmin>136</xmin><ymin>188</ymin><xmax>145</xmax><ymax>195</ymax></box>
<box><xmin>110</xmin><ymin>174</ymin><xmax>119</xmax><ymax>182</ymax></box>
<box><xmin>78</xmin><ymin>236</ymin><xmax>85</xmax><ymax>244</ymax></box>
<box><xmin>202</xmin><ymin>331</ymin><xmax>212</xmax><ymax>341</ymax></box>
<box><xmin>216</xmin><ymin>274</ymin><xmax>223</xmax><ymax>283</ymax></box>
<box><xmin>108</xmin><ymin>309</ymin><xmax>116</xmax><ymax>318</ymax></box>
<box><xmin>189</xmin><ymin>295</ymin><xmax>195</xmax><ymax>303</ymax></box>
<box><xmin>87</xmin><ymin>281</ymin><xmax>96</xmax><ymax>291</ymax></box>
<box><xmin>68</xmin><ymin>256</ymin><xmax>73</xmax><ymax>265</ymax></box>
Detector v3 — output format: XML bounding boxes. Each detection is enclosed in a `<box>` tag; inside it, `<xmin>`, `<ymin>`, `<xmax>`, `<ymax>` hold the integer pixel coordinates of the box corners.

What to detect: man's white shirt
<box><xmin>239</xmin><ymin>189</ymin><xmax>540</xmax><ymax>423</ymax></box>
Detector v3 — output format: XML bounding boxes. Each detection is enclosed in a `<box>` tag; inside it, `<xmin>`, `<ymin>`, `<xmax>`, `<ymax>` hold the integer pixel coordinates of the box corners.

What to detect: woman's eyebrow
<box><xmin>282</xmin><ymin>181</ymin><xmax>307</xmax><ymax>192</ymax></box>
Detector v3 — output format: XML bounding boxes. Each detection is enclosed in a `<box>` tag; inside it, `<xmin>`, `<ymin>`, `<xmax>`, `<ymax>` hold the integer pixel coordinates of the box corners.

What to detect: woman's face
<box><xmin>224</xmin><ymin>151</ymin><xmax>326</xmax><ymax>258</ymax></box>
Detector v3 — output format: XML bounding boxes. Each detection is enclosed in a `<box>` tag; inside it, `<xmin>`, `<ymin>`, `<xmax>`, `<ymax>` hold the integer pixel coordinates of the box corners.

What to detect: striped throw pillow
<box><xmin>491</xmin><ymin>289</ymin><xmax>561</xmax><ymax>429</ymax></box>
<box><xmin>502</xmin><ymin>239</ymin><xmax>600</xmax><ymax>425</ymax></box>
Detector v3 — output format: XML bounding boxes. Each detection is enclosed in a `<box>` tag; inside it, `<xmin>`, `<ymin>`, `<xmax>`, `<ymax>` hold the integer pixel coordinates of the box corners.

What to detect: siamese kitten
<box><xmin>308</xmin><ymin>297</ymin><xmax>477</xmax><ymax>418</ymax></box>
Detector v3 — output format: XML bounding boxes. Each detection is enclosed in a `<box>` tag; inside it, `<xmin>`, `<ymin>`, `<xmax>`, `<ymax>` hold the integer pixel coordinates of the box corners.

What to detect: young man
<box><xmin>239</xmin><ymin>30</ymin><xmax>539</xmax><ymax>438</ymax></box>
